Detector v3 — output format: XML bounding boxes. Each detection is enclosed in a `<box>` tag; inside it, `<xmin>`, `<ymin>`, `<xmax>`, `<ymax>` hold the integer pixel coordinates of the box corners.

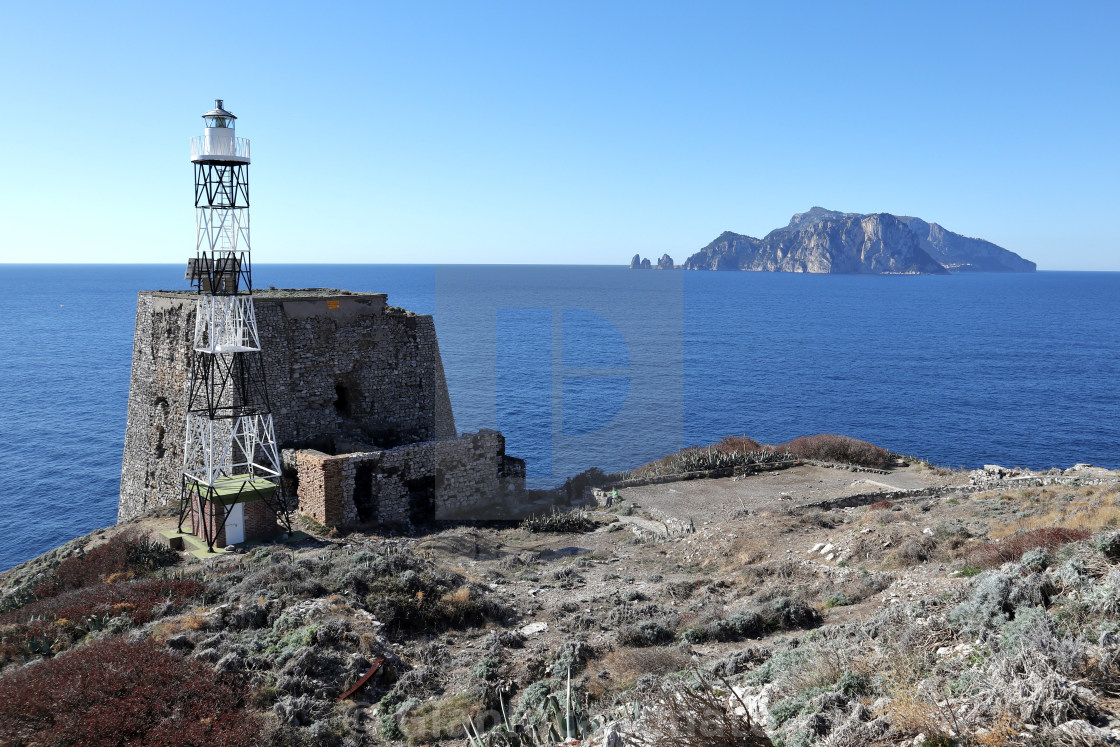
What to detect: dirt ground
<box><xmin>611</xmin><ymin>462</ymin><xmax>968</xmax><ymax>527</ymax></box>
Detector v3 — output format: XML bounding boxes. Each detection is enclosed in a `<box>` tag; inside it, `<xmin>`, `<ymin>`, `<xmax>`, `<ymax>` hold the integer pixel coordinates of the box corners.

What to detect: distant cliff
<box><xmin>631</xmin><ymin>208</ymin><xmax>1035</xmax><ymax>274</ymax></box>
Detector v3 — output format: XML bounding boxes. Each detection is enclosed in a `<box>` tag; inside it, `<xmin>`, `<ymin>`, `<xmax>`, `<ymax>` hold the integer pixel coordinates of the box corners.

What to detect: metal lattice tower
<box><xmin>179</xmin><ymin>100</ymin><xmax>291</xmax><ymax>551</ymax></box>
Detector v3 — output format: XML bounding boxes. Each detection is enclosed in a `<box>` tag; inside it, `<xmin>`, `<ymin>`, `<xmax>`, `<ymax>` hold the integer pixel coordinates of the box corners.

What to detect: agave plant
<box><xmin>464</xmin><ymin>668</ymin><xmax>598</xmax><ymax>747</ymax></box>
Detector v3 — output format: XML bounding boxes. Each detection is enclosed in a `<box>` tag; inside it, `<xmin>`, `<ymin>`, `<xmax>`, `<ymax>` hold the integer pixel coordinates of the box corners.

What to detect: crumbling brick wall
<box><xmin>190</xmin><ymin>494</ymin><xmax>277</xmax><ymax>547</ymax></box>
<box><xmin>283</xmin><ymin>430</ymin><xmax>526</xmax><ymax>528</ymax></box>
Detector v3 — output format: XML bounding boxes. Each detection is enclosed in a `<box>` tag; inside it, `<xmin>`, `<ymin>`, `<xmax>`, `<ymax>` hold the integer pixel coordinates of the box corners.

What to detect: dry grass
<box><xmin>587</xmin><ymin>646</ymin><xmax>692</xmax><ymax>698</ymax></box>
<box><xmin>712</xmin><ymin>535</ymin><xmax>769</xmax><ymax>570</ymax></box>
<box><xmin>440</xmin><ymin>586</ymin><xmax>472</xmax><ymax>606</ymax></box>
<box><xmin>973</xmin><ymin>711</ymin><xmax>1023</xmax><ymax>746</ymax></box>
<box><xmin>400</xmin><ymin>692</ymin><xmax>484</xmax><ymax>745</ymax></box>
<box><xmin>989</xmin><ymin>499</ymin><xmax>1120</xmax><ymax>539</ymax></box>
<box><xmin>873</xmin><ymin>662</ymin><xmax>953</xmax><ymax>740</ymax></box>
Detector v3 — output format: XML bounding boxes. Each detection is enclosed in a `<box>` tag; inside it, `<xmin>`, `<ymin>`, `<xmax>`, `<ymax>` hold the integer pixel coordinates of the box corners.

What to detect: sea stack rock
<box><xmin>629</xmin><ymin>253</ymin><xmax>643</xmax><ymax>269</ymax></box>
<box><xmin>656</xmin><ymin>254</ymin><xmax>674</xmax><ymax>269</ymax></box>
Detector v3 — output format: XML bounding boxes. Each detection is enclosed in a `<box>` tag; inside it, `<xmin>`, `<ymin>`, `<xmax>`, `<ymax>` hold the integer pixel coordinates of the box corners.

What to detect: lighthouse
<box><xmin>179</xmin><ymin>100</ymin><xmax>290</xmax><ymax>551</ymax></box>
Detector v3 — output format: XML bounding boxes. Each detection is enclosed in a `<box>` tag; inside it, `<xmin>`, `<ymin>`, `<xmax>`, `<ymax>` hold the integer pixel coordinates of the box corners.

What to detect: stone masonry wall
<box><xmin>120</xmin><ymin>290</ymin><xmax>457</xmax><ymax>521</ymax></box>
<box><xmin>283</xmin><ymin>430</ymin><xmax>527</xmax><ymax>529</ymax></box>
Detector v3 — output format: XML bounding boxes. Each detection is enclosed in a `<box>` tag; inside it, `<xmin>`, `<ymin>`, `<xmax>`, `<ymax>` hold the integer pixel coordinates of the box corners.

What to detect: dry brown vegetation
<box><xmin>2</xmin><ymin>462</ymin><xmax>1119</xmax><ymax>747</ymax></box>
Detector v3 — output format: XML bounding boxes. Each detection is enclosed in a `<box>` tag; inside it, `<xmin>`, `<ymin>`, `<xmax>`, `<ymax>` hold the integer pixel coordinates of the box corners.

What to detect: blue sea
<box><xmin>1</xmin><ymin>264</ymin><xmax>1118</xmax><ymax>570</ymax></box>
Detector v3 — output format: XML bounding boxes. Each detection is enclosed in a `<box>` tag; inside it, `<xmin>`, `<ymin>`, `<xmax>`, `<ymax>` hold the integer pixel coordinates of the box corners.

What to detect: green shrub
<box><xmin>769</xmin><ymin>686</ymin><xmax>827</xmax><ymax>727</ymax></box>
<box><xmin>836</xmin><ymin>670</ymin><xmax>870</xmax><ymax>697</ymax></box>
<box><xmin>760</xmin><ymin>597</ymin><xmax>821</xmax><ymax>631</ymax></box>
<box><xmin>400</xmin><ymin>693</ymin><xmax>480</xmax><ymax>745</ymax></box>
<box><xmin>471</xmin><ymin>655</ymin><xmax>501</xmax><ymax>682</ymax></box>
<box><xmin>620</xmin><ymin>441</ymin><xmax>792</xmax><ymax>480</ymax></box>
<box><xmin>745</xmin><ymin>648</ymin><xmax>810</xmax><ymax>686</ymax></box>
<box><xmin>998</xmin><ymin>606</ymin><xmax>1051</xmax><ymax>652</ymax></box>
<box><xmin>680</xmin><ymin>611</ymin><xmax>767</xmax><ymax>643</ymax></box>
<box><xmin>1093</xmin><ymin>530</ymin><xmax>1120</xmax><ymax>559</ymax></box>
<box><xmin>618</xmin><ymin>620</ymin><xmax>675</xmax><ymax>647</ymax></box>
<box><xmin>1021</xmin><ymin>547</ymin><xmax>1051</xmax><ymax>571</ymax></box>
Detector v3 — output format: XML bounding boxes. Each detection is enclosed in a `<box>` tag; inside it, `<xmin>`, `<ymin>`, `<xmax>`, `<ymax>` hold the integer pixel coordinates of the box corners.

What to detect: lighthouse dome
<box><xmin>203</xmin><ymin>100</ymin><xmax>236</xmax><ymax>129</ymax></box>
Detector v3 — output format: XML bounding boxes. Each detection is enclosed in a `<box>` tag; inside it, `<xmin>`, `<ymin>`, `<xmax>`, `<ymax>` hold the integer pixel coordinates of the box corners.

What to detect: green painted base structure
<box><xmin>186</xmin><ymin>474</ymin><xmax>277</xmax><ymax>506</ymax></box>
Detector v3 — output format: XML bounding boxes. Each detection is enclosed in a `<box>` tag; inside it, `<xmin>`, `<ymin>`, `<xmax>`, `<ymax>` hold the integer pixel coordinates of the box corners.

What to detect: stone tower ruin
<box><xmin>120</xmin><ymin>289</ymin><xmax>524</xmax><ymax>531</ymax></box>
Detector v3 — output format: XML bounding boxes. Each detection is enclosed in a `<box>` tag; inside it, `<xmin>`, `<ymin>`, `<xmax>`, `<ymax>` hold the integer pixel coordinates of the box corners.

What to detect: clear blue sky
<box><xmin>1</xmin><ymin>1</ymin><xmax>1117</xmax><ymax>269</ymax></box>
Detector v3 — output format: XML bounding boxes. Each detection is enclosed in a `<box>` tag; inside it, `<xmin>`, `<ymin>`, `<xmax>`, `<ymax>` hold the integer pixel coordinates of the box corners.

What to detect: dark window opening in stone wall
<box><xmin>153</xmin><ymin>396</ymin><xmax>170</xmax><ymax>459</ymax></box>
<box><xmin>406</xmin><ymin>476</ymin><xmax>435</xmax><ymax>526</ymax></box>
<box><xmin>334</xmin><ymin>383</ymin><xmax>351</xmax><ymax>416</ymax></box>
<box><xmin>353</xmin><ymin>464</ymin><xmax>378</xmax><ymax>524</ymax></box>
<box><xmin>281</xmin><ymin>464</ymin><xmax>299</xmax><ymax>497</ymax></box>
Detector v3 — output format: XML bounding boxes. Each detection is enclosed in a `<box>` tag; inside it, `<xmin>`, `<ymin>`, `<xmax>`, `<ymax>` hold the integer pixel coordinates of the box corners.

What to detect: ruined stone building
<box><xmin>120</xmin><ymin>289</ymin><xmax>524</xmax><ymax>536</ymax></box>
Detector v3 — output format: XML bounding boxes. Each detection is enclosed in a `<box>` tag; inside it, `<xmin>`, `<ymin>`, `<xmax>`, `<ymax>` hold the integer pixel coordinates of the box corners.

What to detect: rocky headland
<box><xmin>630</xmin><ymin>208</ymin><xmax>1036</xmax><ymax>274</ymax></box>
<box><xmin>2</xmin><ymin>436</ymin><xmax>1118</xmax><ymax>746</ymax></box>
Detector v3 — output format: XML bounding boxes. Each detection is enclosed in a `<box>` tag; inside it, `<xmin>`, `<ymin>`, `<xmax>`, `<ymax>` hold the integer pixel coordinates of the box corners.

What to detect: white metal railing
<box><xmin>182</xmin><ymin>413</ymin><xmax>282</xmax><ymax>487</ymax></box>
<box><xmin>194</xmin><ymin>295</ymin><xmax>261</xmax><ymax>353</ymax></box>
<box><xmin>190</xmin><ymin>135</ymin><xmax>251</xmax><ymax>160</ymax></box>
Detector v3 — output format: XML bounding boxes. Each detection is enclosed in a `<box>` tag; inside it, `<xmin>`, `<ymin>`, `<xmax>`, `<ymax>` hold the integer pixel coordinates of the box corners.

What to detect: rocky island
<box><xmin>631</xmin><ymin>208</ymin><xmax>1036</xmax><ymax>274</ymax></box>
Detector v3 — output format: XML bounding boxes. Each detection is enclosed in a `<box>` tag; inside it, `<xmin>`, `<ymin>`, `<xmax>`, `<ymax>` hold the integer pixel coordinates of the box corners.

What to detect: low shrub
<box><xmin>760</xmin><ymin>597</ymin><xmax>821</xmax><ymax>631</ymax></box>
<box><xmin>1093</xmin><ymin>530</ymin><xmax>1120</xmax><ymax>559</ymax></box>
<box><xmin>0</xmin><ymin>636</ymin><xmax>260</xmax><ymax>746</ymax></box>
<box><xmin>587</xmin><ymin>647</ymin><xmax>691</xmax><ymax>697</ymax></box>
<box><xmin>950</xmin><ymin>569</ymin><xmax>1057</xmax><ymax>638</ymax></box>
<box><xmin>621</xmin><ymin>433</ymin><xmax>893</xmax><ymax>479</ymax></box>
<box><xmin>621</xmin><ymin>442</ymin><xmax>791</xmax><ymax>480</ymax></box>
<box><xmin>745</xmin><ymin>647</ymin><xmax>811</xmax><ymax>686</ymax></box>
<box><xmin>625</xmin><ymin>669</ymin><xmax>771</xmax><ymax>747</ymax></box>
<box><xmin>0</xmin><ymin>577</ymin><xmax>203</xmax><ymax>628</ymax></box>
<box><xmin>521</xmin><ymin>507</ymin><xmax>596</xmax><ymax>533</ymax></box>
<box><xmin>31</xmin><ymin>529</ymin><xmax>180</xmax><ymax>602</ymax></box>
<box><xmin>970</xmin><ymin>528</ymin><xmax>1091</xmax><ymax>569</ymax></box>
<box><xmin>471</xmin><ymin>655</ymin><xmax>501</xmax><ymax>682</ymax></box>
<box><xmin>769</xmin><ymin>686</ymin><xmax>828</xmax><ymax>728</ymax></box>
<box><xmin>618</xmin><ymin>620</ymin><xmax>676</xmax><ymax>647</ymax></box>
<box><xmin>363</xmin><ymin>575</ymin><xmax>511</xmax><ymax>637</ymax></box>
<box><xmin>681</xmin><ymin>611</ymin><xmax>767</xmax><ymax>643</ymax></box>
<box><xmin>0</xmin><ymin>577</ymin><xmax>204</xmax><ymax>663</ymax></box>
<box><xmin>550</xmin><ymin>637</ymin><xmax>595</xmax><ymax>678</ymax></box>
<box><xmin>779</xmin><ymin>434</ymin><xmax>893</xmax><ymax>470</ymax></box>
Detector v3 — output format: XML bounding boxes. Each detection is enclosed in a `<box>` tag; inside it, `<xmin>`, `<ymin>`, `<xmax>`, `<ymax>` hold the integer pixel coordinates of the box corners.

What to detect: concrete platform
<box><xmin>159</xmin><ymin>526</ymin><xmax>315</xmax><ymax>559</ymax></box>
